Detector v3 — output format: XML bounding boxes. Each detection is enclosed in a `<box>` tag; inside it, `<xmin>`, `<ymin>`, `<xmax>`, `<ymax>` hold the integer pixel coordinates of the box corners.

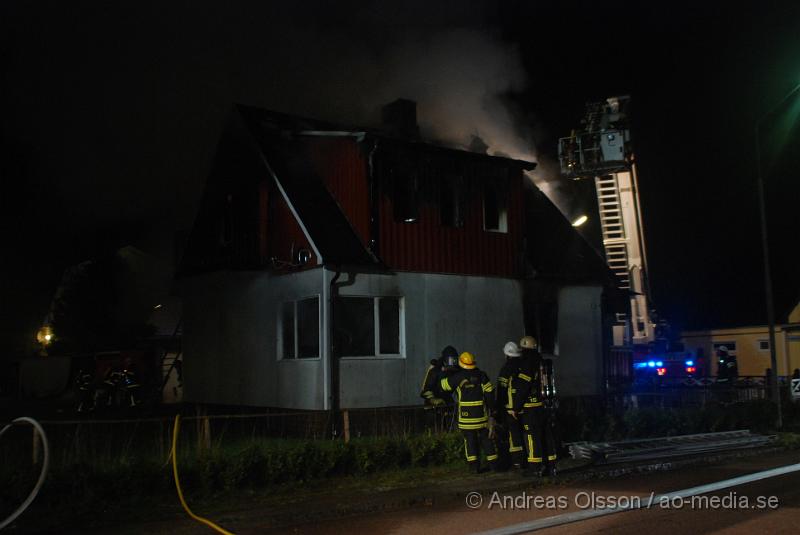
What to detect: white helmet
<box><xmin>503</xmin><ymin>341</ymin><xmax>521</xmax><ymax>357</ymax></box>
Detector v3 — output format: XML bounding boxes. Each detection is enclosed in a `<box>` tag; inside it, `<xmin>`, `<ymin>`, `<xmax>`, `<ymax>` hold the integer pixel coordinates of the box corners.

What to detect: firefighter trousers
<box><xmin>505</xmin><ymin>411</ymin><xmax>525</xmax><ymax>465</ymax></box>
<box><xmin>521</xmin><ymin>407</ymin><xmax>557</xmax><ymax>465</ymax></box>
<box><xmin>461</xmin><ymin>427</ymin><xmax>498</xmax><ymax>466</ymax></box>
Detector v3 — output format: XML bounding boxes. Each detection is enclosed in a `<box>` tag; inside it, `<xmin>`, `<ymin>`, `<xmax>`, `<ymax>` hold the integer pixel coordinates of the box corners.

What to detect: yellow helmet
<box><xmin>458</xmin><ymin>352</ymin><xmax>476</xmax><ymax>369</ymax></box>
<box><xmin>519</xmin><ymin>336</ymin><xmax>538</xmax><ymax>350</ymax></box>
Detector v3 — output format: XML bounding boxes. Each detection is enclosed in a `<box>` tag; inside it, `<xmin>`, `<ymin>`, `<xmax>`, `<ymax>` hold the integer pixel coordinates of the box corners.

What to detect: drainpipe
<box><xmin>329</xmin><ymin>270</ymin><xmax>341</xmax><ymax>438</ymax></box>
<box><xmin>328</xmin><ymin>269</ymin><xmax>357</xmax><ymax>438</ymax></box>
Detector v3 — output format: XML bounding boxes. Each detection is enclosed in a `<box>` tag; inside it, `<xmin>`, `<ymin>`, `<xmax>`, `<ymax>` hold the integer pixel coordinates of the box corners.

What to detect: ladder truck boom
<box><xmin>558</xmin><ymin>96</ymin><xmax>655</xmax><ymax>347</ymax></box>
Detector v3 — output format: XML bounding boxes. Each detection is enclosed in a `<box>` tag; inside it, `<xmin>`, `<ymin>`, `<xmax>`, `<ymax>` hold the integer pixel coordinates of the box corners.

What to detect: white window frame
<box><xmin>278</xmin><ymin>295</ymin><xmax>322</xmax><ymax>360</ymax></box>
<box><xmin>339</xmin><ymin>295</ymin><xmax>406</xmax><ymax>359</ymax></box>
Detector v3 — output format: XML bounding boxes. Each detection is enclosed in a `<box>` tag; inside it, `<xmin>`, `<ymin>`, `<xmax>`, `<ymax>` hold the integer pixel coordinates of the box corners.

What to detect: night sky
<box><xmin>2</xmin><ymin>0</ymin><xmax>799</xmax><ymax>356</ymax></box>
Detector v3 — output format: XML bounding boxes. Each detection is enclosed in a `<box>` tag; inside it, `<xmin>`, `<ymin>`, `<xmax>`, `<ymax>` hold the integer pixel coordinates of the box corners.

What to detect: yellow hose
<box><xmin>171</xmin><ymin>415</ymin><xmax>235</xmax><ymax>535</ymax></box>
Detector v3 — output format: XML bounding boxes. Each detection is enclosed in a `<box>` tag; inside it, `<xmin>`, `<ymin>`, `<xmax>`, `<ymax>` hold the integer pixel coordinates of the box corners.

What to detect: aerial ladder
<box><xmin>558</xmin><ymin>96</ymin><xmax>656</xmax><ymax>348</ymax></box>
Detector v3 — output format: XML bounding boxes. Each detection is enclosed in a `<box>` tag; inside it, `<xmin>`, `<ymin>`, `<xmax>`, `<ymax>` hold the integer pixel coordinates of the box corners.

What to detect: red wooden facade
<box><xmin>307</xmin><ymin>138</ymin><xmax>371</xmax><ymax>246</ymax></box>
<box><xmin>299</xmin><ymin>136</ymin><xmax>527</xmax><ymax>279</ymax></box>
<box><xmin>183</xmin><ymin>131</ymin><xmax>528</xmax><ymax>278</ymax></box>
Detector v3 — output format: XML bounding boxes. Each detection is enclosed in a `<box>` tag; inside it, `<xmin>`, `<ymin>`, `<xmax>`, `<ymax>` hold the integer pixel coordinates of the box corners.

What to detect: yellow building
<box><xmin>681</xmin><ymin>303</ymin><xmax>800</xmax><ymax>377</ymax></box>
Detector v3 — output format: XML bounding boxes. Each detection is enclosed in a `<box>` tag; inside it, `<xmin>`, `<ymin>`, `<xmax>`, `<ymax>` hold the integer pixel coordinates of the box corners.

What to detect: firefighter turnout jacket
<box><xmin>496</xmin><ymin>357</ymin><xmax>526</xmax><ymax>464</ymax></box>
<box><xmin>511</xmin><ymin>350</ymin><xmax>544</xmax><ymax>413</ymax></box>
<box><xmin>441</xmin><ymin>369</ymin><xmax>495</xmax><ymax>430</ymax></box>
<box><xmin>511</xmin><ymin>350</ymin><xmax>558</xmax><ymax>467</ymax></box>
<box><xmin>420</xmin><ymin>359</ymin><xmax>452</xmax><ymax>406</ymax></box>
<box><xmin>497</xmin><ymin>357</ymin><xmax>524</xmax><ymax>412</ymax></box>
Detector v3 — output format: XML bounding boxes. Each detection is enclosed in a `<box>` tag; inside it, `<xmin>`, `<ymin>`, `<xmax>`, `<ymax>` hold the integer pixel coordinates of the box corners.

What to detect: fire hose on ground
<box><xmin>1</xmin><ymin>414</ymin><xmax>232</xmax><ymax>534</ymax></box>
<box><xmin>0</xmin><ymin>417</ymin><xmax>50</xmax><ymax>531</ymax></box>
<box><xmin>171</xmin><ymin>414</ymin><xmax>234</xmax><ymax>535</ymax></box>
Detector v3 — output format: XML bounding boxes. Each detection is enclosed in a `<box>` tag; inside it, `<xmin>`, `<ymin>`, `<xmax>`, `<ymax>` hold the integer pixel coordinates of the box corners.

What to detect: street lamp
<box><xmin>755</xmin><ymin>81</ymin><xmax>800</xmax><ymax>429</ymax></box>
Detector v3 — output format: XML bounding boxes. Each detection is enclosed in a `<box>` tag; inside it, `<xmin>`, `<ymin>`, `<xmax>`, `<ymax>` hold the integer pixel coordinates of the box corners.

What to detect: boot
<box><xmin>469</xmin><ymin>461</ymin><xmax>481</xmax><ymax>474</ymax></box>
<box><xmin>543</xmin><ymin>463</ymin><xmax>557</xmax><ymax>478</ymax></box>
<box><xmin>522</xmin><ymin>464</ymin><xmax>545</xmax><ymax>477</ymax></box>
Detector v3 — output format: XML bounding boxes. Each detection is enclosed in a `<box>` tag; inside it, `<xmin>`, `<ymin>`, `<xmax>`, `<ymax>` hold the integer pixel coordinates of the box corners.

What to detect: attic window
<box><xmin>483</xmin><ymin>179</ymin><xmax>508</xmax><ymax>233</ymax></box>
<box><xmin>392</xmin><ymin>167</ymin><xmax>419</xmax><ymax>223</ymax></box>
<box><xmin>440</xmin><ymin>175</ymin><xmax>464</xmax><ymax>228</ymax></box>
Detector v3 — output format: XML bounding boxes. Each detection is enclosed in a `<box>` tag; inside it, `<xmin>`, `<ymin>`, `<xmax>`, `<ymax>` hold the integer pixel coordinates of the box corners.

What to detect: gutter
<box><xmin>297</xmin><ymin>131</ymin><xmax>367</xmax><ymax>143</ymax></box>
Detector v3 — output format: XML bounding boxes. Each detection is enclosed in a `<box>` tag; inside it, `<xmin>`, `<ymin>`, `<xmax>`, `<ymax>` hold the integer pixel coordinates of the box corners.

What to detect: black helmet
<box><xmin>441</xmin><ymin>345</ymin><xmax>458</xmax><ymax>359</ymax></box>
<box><xmin>441</xmin><ymin>345</ymin><xmax>458</xmax><ymax>368</ymax></box>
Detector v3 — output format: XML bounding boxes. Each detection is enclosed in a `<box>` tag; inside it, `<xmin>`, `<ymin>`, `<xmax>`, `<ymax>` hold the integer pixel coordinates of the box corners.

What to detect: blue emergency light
<box><xmin>685</xmin><ymin>360</ymin><xmax>694</xmax><ymax>366</ymax></box>
<box><xmin>648</xmin><ymin>361</ymin><xmax>656</xmax><ymax>368</ymax></box>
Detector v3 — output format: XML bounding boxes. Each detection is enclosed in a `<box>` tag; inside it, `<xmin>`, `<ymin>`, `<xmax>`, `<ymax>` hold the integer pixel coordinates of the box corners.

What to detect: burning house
<box><xmin>177</xmin><ymin>101</ymin><xmax>622</xmax><ymax>410</ymax></box>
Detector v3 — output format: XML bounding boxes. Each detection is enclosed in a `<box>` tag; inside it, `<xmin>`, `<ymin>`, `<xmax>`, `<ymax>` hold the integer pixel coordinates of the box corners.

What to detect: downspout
<box><xmin>329</xmin><ymin>269</ymin><xmax>341</xmax><ymax>438</ymax></box>
<box><xmin>328</xmin><ymin>269</ymin><xmax>358</xmax><ymax>438</ymax></box>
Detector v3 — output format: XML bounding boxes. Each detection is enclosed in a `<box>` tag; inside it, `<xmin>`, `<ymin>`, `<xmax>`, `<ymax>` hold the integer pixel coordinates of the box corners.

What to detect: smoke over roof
<box><xmin>4</xmin><ymin>2</ymin><xmax>572</xmax><ymax>251</ymax></box>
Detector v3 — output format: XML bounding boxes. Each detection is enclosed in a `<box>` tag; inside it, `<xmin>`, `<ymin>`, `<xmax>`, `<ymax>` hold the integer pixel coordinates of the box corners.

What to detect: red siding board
<box><xmin>306</xmin><ymin>138</ymin><xmax>371</xmax><ymax>247</ymax></box>
<box><xmin>266</xmin><ymin>136</ymin><xmax>526</xmax><ymax>279</ymax></box>
<box><xmin>377</xmin><ymin>164</ymin><xmax>525</xmax><ymax>278</ymax></box>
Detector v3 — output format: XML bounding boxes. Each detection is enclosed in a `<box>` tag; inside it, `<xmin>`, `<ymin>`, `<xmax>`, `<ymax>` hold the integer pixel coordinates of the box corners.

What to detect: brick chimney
<box><xmin>381</xmin><ymin>98</ymin><xmax>420</xmax><ymax>140</ymax></box>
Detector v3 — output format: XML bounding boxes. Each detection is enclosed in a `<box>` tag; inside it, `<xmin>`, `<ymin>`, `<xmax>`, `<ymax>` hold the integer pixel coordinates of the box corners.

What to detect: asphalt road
<box><xmin>264</xmin><ymin>451</ymin><xmax>800</xmax><ymax>535</ymax></box>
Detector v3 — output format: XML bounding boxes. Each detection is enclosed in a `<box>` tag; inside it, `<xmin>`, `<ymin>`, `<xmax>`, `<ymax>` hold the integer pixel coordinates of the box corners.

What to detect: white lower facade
<box><xmin>180</xmin><ymin>267</ymin><xmax>605</xmax><ymax>409</ymax></box>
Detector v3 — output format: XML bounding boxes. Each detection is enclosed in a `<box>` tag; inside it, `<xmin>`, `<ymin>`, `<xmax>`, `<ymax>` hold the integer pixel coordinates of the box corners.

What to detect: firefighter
<box><xmin>716</xmin><ymin>346</ymin><xmax>738</xmax><ymax>382</ymax></box>
<box><xmin>75</xmin><ymin>368</ymin><xmax>95</xmax><ymax>413</ymax></box>
<box><xmin>496</xmin><ymin>341</ymin><xmax>526</xmax><ymax>470</ymax></box>
<box><xmin>511</xmin><ymin>336</ymin><xmax>557</xmax><ymax>477</ymax></box>
<box><xmin>715</xmin><ymin>345</ymin><xmax>738</xmax><ymax>404</ymax></box>
<box><xmin>441</xmin><ymin>352</ymin><xmax>499</xmax><ymax>473</ymax></box>
<box><xmin>420</xmin><ymin>345</ymin><xmax>458</xmax><ymax>407</ymax></box>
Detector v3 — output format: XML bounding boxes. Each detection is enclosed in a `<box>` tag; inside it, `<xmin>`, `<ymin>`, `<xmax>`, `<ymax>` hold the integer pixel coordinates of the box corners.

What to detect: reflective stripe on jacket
<box><xmin>441</xmin><ymin>369</ymin><xmax>494</xmax><ymax>429</ymax></box>
<box><xmin>497</xmin><ymin>358</ymin><xmax>522</xmax><ymax>411</ymax></box>
<box><xmin>511</xmin><ymin>351</ymin><xmax>543</xmax><ymax>412</ymax></box>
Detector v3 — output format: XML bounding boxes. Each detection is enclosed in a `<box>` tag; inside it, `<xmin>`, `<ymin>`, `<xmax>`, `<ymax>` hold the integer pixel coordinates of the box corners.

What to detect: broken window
<box><xmin>280</xmin><ymin>296</ymin><xmax>320</xmax><ymax>359</ymax></box>
<box><xmin>440</xmin><ymin>175</ymin><xmax>464</xmax><ymax>227</ymax></box>
<box><xmin>337</xmin><ymin>297</ymin><xmax>375</xmax><ymax>357</ymax></box>
<box><xmin>532</xmin><ymin>301</ymin><xmax>558</xmax><ymax>355</ymax></box>
<box><xmin>337</xmin><ymin>296</ymin><xmax>403</xmax><ymax>357</ymax></box>
<box><xmin>483</xmin><ymin>178</ymin><xmax>508</xmax><ymax>233</ymax></box>
<box><xmin>388</xmin><ymin>155</ymin><xmax>420</xmax><ymax>224</ymax></box>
